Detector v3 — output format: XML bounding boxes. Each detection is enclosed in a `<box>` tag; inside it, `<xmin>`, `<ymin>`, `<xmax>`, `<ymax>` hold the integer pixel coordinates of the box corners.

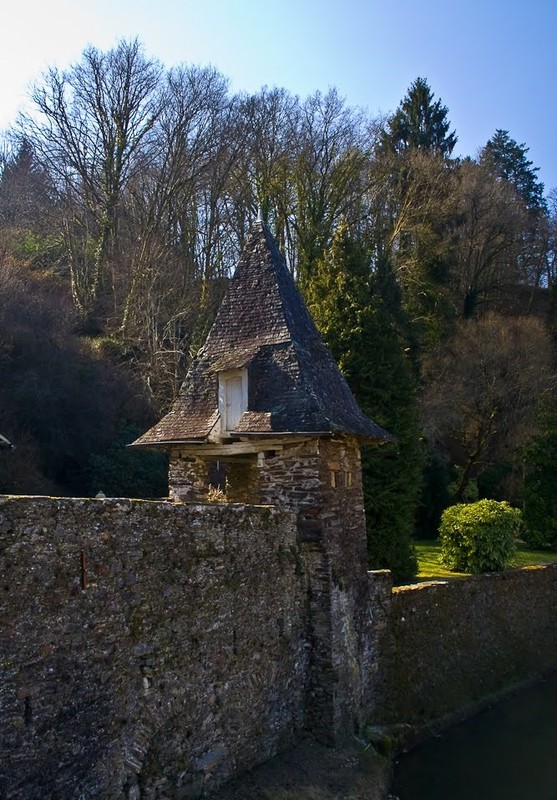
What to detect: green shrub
<box><xmin>439</xmin><ymin>499</ymin><xmax>521</xmax><ymax>573</ymax></box>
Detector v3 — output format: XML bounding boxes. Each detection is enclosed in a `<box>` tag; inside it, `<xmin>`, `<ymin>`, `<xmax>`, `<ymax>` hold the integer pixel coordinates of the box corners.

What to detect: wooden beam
<box><xmin>175</xmin><ymin>435</ymin><xmax>313</xmax><ymax>459</ymax></box>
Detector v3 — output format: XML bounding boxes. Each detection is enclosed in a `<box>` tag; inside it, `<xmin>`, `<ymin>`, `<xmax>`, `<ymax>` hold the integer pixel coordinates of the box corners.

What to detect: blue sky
<box><xmin>3</xmin><ymin>0</ymin><xmax>556</xmax><ymax>192</ymax></box>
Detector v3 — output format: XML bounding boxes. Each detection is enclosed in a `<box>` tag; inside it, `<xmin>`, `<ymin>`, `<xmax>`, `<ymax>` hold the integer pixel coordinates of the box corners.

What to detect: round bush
<box><xmin>439</xmin><ymin>499</ymin><xmax>521</xmax><ymax>573</ymax></box>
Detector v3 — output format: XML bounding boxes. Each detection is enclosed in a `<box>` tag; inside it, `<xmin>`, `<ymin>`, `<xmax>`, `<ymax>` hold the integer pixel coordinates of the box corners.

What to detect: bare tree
<box><xmin>545</xmin><ymin>189</ymin><xmax>557</xmax><ymax>290</ymax></box>
<box><xmin>227</xmin><ymin>87</ymin><xmax>299</xmax><ymax>263</ymax></box>
<box><xmin>118</xmin><ymin>64</ymin><xmax>238</xmax><ymax>405</ymax></box>
<box><xmin>293</xmin><ymin>89</ymin><xmax>369</xmax><ymax>283</ymax></box>
<box><xmin>361</xmin><ymin>146</ymin><xmax>456</xmax><ymax>344</ymax></box>
<box><xmin>421</xmin><ymin>313</ymin><xmax>554</xmax><ymax>500</ymax></box>
<box><xmin>23</xmin><ymin>39</ymin><xmax>162</xmax><ymax>319</ymax></box>
<box><xmin>448</xmin><ymin>160</ymin><xmax>532</xmax><ymax>317</ymax></box>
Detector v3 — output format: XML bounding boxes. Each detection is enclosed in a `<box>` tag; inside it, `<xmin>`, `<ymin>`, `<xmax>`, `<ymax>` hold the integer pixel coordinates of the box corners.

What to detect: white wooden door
<box><xmin>223</xmin><ymin>375</ymin><xmax>244</xmax><ymax>431</ymax></box>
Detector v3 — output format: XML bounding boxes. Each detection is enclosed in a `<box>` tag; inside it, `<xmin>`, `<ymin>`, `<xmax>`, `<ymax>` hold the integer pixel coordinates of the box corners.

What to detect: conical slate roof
<box><xmin>133</xmin><ymin>221</ymin><xmax>391</xmax><ymax>447</ymax></box>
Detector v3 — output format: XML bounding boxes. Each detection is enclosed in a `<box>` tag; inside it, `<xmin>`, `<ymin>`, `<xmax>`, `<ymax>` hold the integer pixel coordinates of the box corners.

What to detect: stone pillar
<box><xmin>259</xmin><ymin>437</ymin><xmax>371</xmax><ymax>742</ymax></box>
<box><xmin>168</xmin><ymin>452</ymin><xmax>209</xmax><ymax>502</ymax></box>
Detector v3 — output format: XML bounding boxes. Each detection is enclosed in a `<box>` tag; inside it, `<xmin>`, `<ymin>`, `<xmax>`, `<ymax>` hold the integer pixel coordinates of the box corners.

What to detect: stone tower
<box><xmin>132</xmin><ymin>220</ymin><xmax>392</xmax><ymax>740</ymax></box>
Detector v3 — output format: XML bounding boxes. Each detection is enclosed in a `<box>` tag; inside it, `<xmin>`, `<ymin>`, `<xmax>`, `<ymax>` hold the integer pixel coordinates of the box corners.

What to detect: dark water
<box><xmin>392</xmin><ymin>673</ymin><xmax>557</xmax><ymax>800</ymax></box>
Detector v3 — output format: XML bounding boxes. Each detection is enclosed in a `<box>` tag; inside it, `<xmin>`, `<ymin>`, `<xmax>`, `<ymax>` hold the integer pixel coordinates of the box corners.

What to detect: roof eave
<box><xmin>234</xmin><ymin>430</ymin><xmax>332</xmax><ymax>438</ymax></box>
<box><xmin>128</xmin><ymin>437</ymin><xmax>208</xmax><ymax>450</ymax></box>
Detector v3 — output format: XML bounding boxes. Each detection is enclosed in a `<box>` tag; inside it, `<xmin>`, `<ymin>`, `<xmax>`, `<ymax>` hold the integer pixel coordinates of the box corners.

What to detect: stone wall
<box><xmin>374</xmin><ymin>566</ymin><xmax>557</xmax><ymax>725</ymax></box>
<box><xmin>4</xmin><ymin>493</ymin><xmax>557</xmax><ymax>798</ymax></box>
<box><xmin>168</xmin><ymin>437</ymin><xmax>374</xmax><ymax>743</ymax></box>
<box><xmin>0</xmin><ymin>497</ymin><xmax>309</xmax><ymax>800</ymax></box>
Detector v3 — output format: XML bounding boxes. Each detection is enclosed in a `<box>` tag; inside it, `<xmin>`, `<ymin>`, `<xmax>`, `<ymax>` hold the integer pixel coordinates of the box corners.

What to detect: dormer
<box><xmin>218</xmin><ymin>369</ymin><xmax>248</xmax><ymax>435</ymax></box>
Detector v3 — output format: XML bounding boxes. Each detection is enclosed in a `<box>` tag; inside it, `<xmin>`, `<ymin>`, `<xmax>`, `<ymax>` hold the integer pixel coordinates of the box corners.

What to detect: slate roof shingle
<box><xmin>132</xmin><ymin>221</ymin><xmax>392</xmax><ymax>447</ymax></box>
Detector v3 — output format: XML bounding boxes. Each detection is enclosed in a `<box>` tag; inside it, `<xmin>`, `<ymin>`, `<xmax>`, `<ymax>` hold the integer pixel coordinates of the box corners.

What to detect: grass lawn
<box><xmin>415</xmin><ymin>539</ymin><xmax>557</xmax><ymax>581</ymax></box>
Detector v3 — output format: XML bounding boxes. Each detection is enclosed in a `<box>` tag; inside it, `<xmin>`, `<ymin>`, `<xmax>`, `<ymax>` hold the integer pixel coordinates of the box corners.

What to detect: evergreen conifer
<box><xmin>305</xmin><ymin>223</ymin><xmax>422</xmax><ymax>583</ymax></box>
<box><xmin>380</xmin><ymin>77</ymin><xmax>457</xmax><ymax>158</ymax></box>
<box><xmin>522</xmin><ymin>396</ymin><xmax>557</xmax><ymax>548</ymax></box>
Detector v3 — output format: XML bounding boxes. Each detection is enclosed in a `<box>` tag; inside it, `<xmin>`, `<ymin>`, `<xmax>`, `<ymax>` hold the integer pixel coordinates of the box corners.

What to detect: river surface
<box><xmin>391</xmin><ymin>672</ymin><xmax>557</xmax><ymax>800</ymax></box>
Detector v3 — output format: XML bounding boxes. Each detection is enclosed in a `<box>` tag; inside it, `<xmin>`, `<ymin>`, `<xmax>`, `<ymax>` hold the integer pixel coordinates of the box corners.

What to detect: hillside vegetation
<box><xmin>1</xmin><ymin>41</ymin><xmax>556</xmax><ymax>580</ymax></box>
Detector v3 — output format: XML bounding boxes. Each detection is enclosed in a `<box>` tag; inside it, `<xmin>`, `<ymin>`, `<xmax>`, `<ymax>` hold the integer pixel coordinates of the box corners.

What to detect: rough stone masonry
<box><xmin>3</xmin><ymin>495</ymin><xmax>557</xmax><ymax>798</ymax></box>
<box><xmin>0</xmin><ymin>496</ymin><xmax>309</xmax><ymax>800</ymax></box>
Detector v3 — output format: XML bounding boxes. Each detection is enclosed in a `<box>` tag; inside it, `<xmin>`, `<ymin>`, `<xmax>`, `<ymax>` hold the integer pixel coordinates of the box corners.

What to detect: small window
<box><xmin>331</xmin><ymin>470</ymin><xmax>352</xmax><ymax>489</ymax></box>
<box><xmin>218</xmin><ymin>369</ymin><xmax>248</xmax><ymax>432</ymax></box>
<box><xmin>331</xmin><ymin>470</ymin><xmax>345</xmax><ymax>488</ymax></box>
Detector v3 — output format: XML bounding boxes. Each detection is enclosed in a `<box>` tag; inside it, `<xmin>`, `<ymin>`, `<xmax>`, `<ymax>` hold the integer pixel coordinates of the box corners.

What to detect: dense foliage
<box><xmin>0</xmin><ymin>260</ymin><xmax>161</xmax><ymax>496</ymax></box>
<box><xmin>522</xmin><ymin>397</ymin><xmax>557</xmax><ymax>548</ymax></box>
<box><xmin>440</xmin><ymin>500</ymin><xmax>522</xmax><ymax>573</ymax></box>
<box><xmin>0</xmin><ymin>39</ymin><xmax>556</xmax><ymax>568</ymax></box>
<box><xmin>85</xmin><ymin>423</ymin><xmax>168</xmax><ymax>499</ymax></box>
<box><xmin>305</xmin><ymin>224</ymin><xmax>421</xmax><ymax>582</ymax></box>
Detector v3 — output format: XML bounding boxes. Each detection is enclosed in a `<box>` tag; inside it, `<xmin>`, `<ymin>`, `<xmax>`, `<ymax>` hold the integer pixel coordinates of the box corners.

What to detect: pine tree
<box><xmin>305</xmin><ymin>223</ymin><xmax>422</xmax><ymax>583</ymax></box>
<box><xmin>480</xmin><ymin>130</ymin><xmax>546</xmax><ymax>214</ymax></box>
<box><xmin>0</xmin><ymin>138</ymin><xmax>55</xmax><ymax>226</ymax></box>
<box><xmin>380</xmin><ymin>77</ymin><xmax>457</xmax><ymax>158</ymax></box>
<box><xmin>480</xmin><ymin>130</ymin><xmax>549</xmax><ymax>290</ymax></box>
<box><xmin>373</xmin><ymin>79</ymin><xmax>458</xmax><ymax>346</ymax></box>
